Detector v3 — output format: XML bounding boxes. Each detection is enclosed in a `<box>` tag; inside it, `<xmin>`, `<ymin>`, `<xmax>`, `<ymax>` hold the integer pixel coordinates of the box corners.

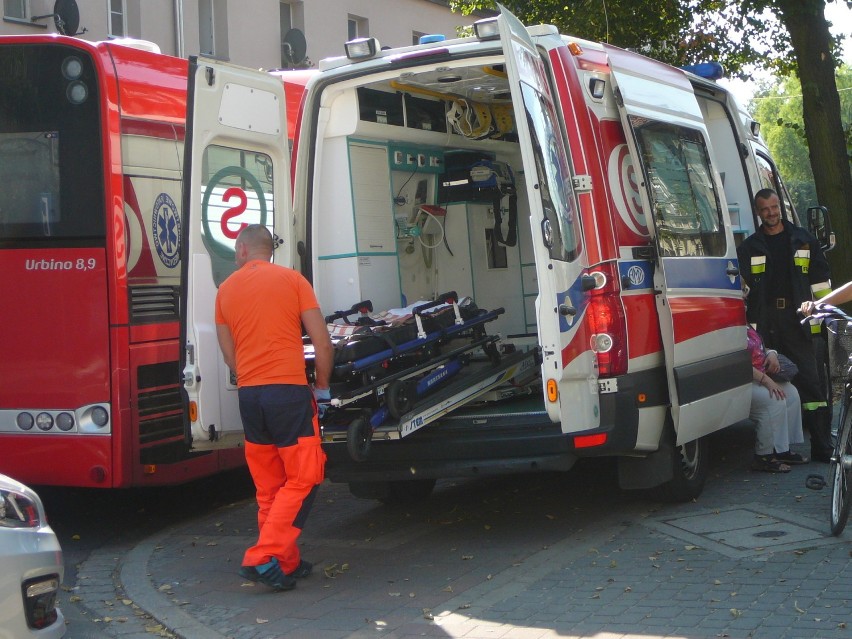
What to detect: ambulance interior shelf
<box><xmin>303</xmin><ymin>292</ymin><xmax>540</xmax><ymax>461</ymax></box>
<box><xmin>436</xmin><ymin>152</ymin><xmax>518</xmax><ymax>247</ymax></box>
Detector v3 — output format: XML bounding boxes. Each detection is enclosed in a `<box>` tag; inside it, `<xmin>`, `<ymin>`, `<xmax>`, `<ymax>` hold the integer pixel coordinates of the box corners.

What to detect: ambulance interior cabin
<box><xmin>310</xmin><ymin>57</ymin><xmax>535</xmax><ymax>348</ymax></box>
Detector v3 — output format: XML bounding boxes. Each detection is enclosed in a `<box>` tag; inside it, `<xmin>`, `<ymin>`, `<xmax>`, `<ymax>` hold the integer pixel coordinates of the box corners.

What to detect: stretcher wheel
<box><xmin>484</xmin><ymin>341</ymin><xmax>501</xmax><ymax>365</ymax></box>
<box><xmin>347</xmin><ymin>417</ymin><xmax>372</xmax><ymax>462</ymax></box>
<box><xmin>386</xmin><ymin>380</ymin><xmax>415</xmax><ymax>419</ymax></box>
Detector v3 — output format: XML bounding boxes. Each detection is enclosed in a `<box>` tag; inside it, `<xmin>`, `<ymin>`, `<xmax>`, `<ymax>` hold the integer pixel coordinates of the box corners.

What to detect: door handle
<box><xmin>726</xmin><ymin>266</ymin><xmax>740</xmax><ymax>276</ymax></box>
<box><xmin>558</xmin><ymin>304</ymin><xmax>576</xmax><ymax>317</ymax></box>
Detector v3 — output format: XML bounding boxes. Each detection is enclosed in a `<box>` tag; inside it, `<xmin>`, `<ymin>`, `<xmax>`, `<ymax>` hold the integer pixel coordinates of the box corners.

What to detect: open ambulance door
<box><xmin>498</xmin><ymin>7</ymin><xmax>598</xmax><ymax>429</ymax></box>
<box><xmin>180</xmin><ymin>57</ymin><xmax>291</xmax><ymax>451</ymax></box>
<box><xmin>606</xmin><ymin>46</ymin><xmax>751</xmax><ymax>444</ymax></box>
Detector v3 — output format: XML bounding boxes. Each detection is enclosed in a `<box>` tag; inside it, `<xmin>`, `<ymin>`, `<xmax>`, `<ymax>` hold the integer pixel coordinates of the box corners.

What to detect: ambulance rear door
<box><xmin>606</xmin><ymin>46</ymin><xmax>750</xmax><ymax>444</ymax></box>
<box><xmin>180</xmin><ymin>57</ymin><xmax>291</xmax><ymax>450</ymax></box>
<box><xmin>498</xmin><ymin>8</ymin><xmax>598</xmax><ymax>430</ymax></box>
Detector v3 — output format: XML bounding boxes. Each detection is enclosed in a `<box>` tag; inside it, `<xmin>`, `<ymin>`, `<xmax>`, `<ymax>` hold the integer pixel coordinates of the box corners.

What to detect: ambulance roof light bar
<box><xmin>345</xmin><ymin>37</ymin><xmax>381</xmax><ymax>61</ymax></box>
<box><xmin>680</xmin><ymin>61</ymin><xmax>725</xmax><ymax>81</ymax></box>
<box><xmin>473</xmin><ymin>16</ymin><xmax>500</xmax><ymax>40</ymax></box>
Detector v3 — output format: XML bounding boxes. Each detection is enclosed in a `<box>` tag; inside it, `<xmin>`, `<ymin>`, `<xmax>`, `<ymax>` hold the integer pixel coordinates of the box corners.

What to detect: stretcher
<box><xmin>304</xmin><ymin>292</ymin><xmax>541</xmax><ymax>461</ymax></box>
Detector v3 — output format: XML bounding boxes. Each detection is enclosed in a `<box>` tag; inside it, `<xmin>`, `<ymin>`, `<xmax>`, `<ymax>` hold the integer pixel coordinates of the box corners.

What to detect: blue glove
<box><xmin>313</xmin><ymin>386</ymin><xmax>331</xmax><ymax>419</ymax></box>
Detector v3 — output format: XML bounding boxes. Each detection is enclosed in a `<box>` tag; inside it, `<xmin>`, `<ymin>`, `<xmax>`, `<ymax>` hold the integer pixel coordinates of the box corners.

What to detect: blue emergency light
<box><xmin>680</xmin><ymin>61</ymin><xmax>725</xmax><ymax>80</ymax></box>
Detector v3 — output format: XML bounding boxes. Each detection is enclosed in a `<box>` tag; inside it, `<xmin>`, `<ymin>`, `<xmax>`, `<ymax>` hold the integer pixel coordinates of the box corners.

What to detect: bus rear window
<box><xmin>0</xmin><ymin>44</ymin><xmax>104</xmax><ymax>244</ymax></box>
<box><xmin>0</xmin><ymin>131</ymin><xmax>61</xmax><ymax>235</ymax></box>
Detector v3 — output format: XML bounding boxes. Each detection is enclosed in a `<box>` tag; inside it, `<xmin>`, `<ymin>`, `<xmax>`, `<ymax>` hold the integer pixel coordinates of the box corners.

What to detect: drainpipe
<box><xmin>174</xmin><ymin>0</ymin><xmax>185</xmax><ymax>58</ymax></box>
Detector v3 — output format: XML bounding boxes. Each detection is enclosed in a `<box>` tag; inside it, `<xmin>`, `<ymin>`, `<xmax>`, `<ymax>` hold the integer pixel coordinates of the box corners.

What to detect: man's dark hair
<box><xmin>754</xmin><ymin>188</ymin><xmax>778</xmax><ymax>204</ymax></box>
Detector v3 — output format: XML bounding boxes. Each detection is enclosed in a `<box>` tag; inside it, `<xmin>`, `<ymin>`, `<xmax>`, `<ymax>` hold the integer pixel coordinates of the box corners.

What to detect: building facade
<box><xmin>1</xmin><ymin>0</ymin><xmax>478</xmax><ymax>69</ymax></box>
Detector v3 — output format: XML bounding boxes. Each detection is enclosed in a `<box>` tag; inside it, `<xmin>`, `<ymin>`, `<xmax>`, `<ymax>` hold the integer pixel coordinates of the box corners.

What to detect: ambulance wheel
<box><xmin>387</xmin><ymin>380</ymin><xmax>415</xmax><ymax>420</ymax></box>
<box><xmin>346</xmin><ymin>418</ymin><xmax>372</xmax><ymax>462</ymax></box>
<box><xmin>378</xmin><ymin>479</ymin><xmax>437</xmax><ymax>506</ymax></box>
<box><xmin>650</xmin><ymin>433</ymin><xmax>709</xmax><ymax>503</ymax></box>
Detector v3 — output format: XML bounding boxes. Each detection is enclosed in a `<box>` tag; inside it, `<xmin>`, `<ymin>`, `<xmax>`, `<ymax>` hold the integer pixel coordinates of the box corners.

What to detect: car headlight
<box><xmin>0</xmin><ymin>486</ymin><xmax>42</xmax><ymax>528</ymax></box>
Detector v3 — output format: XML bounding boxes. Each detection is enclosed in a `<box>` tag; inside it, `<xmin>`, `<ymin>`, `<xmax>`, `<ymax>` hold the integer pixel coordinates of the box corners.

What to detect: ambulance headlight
<box><xmin>345</xmin><ymin>37</ymin><xmax>380</xmax><ymax>60</ymax></box>
<box><xmin>36</xmin><ymin>413</ymin><xmax>54</xmax><ymax>431</ymax></box>
<box><xmin>473</xmin><ymin>17</ymin><xmax>500</xmax><ymax>40</ymax></box>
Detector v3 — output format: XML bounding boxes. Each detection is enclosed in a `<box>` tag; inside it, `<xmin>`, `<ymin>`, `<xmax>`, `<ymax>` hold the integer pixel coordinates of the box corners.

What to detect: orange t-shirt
<box><xmin>215</xmin><ymin>260</ymin><xmax>319</xmax><ymax>387</ymax></box>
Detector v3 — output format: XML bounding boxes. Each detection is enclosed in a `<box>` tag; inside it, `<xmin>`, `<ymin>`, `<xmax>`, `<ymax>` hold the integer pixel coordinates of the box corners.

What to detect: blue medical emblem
<box><xmin>153</xmin><ymin>193</ymin><xmax>180</xmax><ymax>268</ymax></box>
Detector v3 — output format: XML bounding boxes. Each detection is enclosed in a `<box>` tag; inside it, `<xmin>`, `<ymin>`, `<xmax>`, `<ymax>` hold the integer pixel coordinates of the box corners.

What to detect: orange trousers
<box><xmin>242</xmin><ymin>433</ymin><xmax>326</xmax><ymax>572</ymax></box>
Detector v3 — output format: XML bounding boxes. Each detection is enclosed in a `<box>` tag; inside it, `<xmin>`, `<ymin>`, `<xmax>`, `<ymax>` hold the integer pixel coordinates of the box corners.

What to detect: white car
<box><xmin>0</xmin><ymin>473</ymin><xmax>65</xmax><ymax>638</ymax></box>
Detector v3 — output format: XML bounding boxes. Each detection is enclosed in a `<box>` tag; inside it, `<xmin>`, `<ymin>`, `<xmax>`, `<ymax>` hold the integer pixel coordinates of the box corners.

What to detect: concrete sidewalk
<box><xmin>75</xmin><ymin>426</ymin><xmax>852</xmax><ymax>639</ymax></box>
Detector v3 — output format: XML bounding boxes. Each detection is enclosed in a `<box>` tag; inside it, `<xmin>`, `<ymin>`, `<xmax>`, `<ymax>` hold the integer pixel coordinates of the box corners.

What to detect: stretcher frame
<box><xmin>306</xmin><ymin>294</ymin><xmax>540</xmax><ymax>461</ymax></box>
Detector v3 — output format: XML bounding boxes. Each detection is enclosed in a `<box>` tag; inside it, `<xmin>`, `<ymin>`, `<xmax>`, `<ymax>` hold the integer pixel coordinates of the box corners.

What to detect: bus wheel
<box><xmin>346</xmin><ymin>418</ymin><xmax>372</xmax><ymax>462</ymax></box>
<box><xmin>650</xmin><ymin>433</ymin><xmax>709</xmax><ymax>503</ymax></box>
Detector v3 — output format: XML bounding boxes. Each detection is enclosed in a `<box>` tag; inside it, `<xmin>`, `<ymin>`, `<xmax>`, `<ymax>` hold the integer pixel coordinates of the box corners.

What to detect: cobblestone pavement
<box><xmin>62</xmin><ymin>425</ymin><xmax>852</xmax><ymax>638</ymax></box>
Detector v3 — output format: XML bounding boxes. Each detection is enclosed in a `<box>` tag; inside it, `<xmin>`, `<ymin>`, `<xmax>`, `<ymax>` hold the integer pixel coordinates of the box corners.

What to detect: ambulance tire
<box><xmin>650</xmin><ymin>432</ymin><xmax>709</xmax><ymax>503</ymax></box>
<box><xmin>347</xmin><ymin>418</ymin><xmax>372</xmax><ymax>462</ymax></box>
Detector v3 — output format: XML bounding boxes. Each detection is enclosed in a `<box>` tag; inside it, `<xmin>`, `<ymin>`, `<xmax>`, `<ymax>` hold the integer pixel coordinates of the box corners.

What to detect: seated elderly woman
<box><xmin>747</xmin><ymin>325</ymin><xmax>807</xmax><ymax>472</ymax></box>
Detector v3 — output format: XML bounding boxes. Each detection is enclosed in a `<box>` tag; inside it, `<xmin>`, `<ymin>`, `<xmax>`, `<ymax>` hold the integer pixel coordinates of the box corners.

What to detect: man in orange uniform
<box><xmin>215</xmin><ymin>224</ymin><xmax>333</xmax><ymax>592</ymax></box>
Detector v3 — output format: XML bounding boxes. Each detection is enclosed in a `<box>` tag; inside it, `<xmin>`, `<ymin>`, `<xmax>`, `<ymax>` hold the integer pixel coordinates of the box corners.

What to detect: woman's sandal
<box><xmin>775</xmin><ymin>450</ymin><xmax>809</xmax><ymax>465</ymax></box>
<box><xmin>752</xmin><ymin>455</ymin><xmax>791</xmax><ymax>473</ymax></box>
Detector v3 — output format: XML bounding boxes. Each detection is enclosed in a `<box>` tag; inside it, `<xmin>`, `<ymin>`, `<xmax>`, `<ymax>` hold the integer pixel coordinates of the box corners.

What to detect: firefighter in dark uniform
<box><xmin>737</xmin><ymin>188</ymin><xmax>833</xmax><ymax>462</ymax></box>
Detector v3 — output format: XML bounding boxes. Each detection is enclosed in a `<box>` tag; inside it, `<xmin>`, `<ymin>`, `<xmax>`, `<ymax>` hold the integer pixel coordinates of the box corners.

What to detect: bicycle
<box><xmin>804</xmin><ymin>303</ymin><xmax>852</xmax><ymax>535</ymax></box>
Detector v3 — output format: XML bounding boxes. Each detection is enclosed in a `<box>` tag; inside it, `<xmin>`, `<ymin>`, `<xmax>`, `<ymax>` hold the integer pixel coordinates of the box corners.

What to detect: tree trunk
<box><xmin>777</xmin><ymin>0</ymin><xmax>852</xmax><ymax>287</ymax></box>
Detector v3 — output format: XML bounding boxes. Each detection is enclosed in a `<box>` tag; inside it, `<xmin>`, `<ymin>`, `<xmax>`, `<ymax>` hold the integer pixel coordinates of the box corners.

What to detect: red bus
<box><xmin>0</xmin><ymin>34</ymin><xmax>309</xmax><ymax>488</ymax></box>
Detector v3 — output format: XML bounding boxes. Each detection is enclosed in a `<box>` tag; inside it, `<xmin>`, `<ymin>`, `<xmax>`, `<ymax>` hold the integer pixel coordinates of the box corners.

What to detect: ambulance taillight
<box><xmin>587</xmin><ymin>264</ymin><xmax>627</xmax><ymax>377</ymax></box>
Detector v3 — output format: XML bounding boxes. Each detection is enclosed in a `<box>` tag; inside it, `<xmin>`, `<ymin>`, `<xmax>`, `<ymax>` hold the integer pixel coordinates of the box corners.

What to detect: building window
<box><xmin>4</xmin><ymin>0</ymin><xmax>27</xmax><ymax>19</ymax></box>
<box><xmin>348</xmin><ymin>14</ymin><xmax>368</xmax><ymax>40</ymax></box>
<box><xmin>108</xmin><ymin>0</ymin><xmax>125</xmax><ymax>37</ymax></box>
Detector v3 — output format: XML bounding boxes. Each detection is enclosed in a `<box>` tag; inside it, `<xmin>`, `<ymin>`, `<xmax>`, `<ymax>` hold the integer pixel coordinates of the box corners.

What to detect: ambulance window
<box><xmin>519</xmin><ymin>81</ymin><xmax>579</xmax><ymax>262</ymax></box>
<box><xmin>199</xmin><ymin>144</ymin><xmax>276</xmax><ymax>286</ymax></box>
<box><xmin>630</xmin><ymin>119</ymin><xmax>725</xmax><ymax>258</ymax></box>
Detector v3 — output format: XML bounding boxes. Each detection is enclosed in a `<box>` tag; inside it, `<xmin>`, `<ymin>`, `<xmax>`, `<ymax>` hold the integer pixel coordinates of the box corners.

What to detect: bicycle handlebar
<box><xmin>800</xmin><ymin>302</ymin><xmax>852</xmax><ymax>327</ymax></box>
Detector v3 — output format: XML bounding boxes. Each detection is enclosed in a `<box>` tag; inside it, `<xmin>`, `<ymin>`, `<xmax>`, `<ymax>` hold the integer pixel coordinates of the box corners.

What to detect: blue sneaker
<box><xmin>239</xmin><ymin>558</ymin><xmax>296</xmax><ymax>591</ymax></box>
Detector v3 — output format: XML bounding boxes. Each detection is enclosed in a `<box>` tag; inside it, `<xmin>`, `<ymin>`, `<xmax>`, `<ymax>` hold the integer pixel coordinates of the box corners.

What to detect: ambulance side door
<box><xmin>499</xmin><ymin>8</ymin><xmax>598</xmax><ymax>429</ymax></box>
<box><xmin>606</xmin><ymin>46</ymin><xmax>751</xmax><ymax>444</ymax></box>
<box><xmin>180</xmin><ymin>57</ymin><xmax>291</xmax><ymax>450</ymax></box>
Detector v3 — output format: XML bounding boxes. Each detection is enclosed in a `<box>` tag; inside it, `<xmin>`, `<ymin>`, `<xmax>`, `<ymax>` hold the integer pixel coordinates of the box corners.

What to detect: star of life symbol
<box><xmin>153</xmin><ymin>193</ymin><xmax>180</xmax><ymax>268</ymax></box>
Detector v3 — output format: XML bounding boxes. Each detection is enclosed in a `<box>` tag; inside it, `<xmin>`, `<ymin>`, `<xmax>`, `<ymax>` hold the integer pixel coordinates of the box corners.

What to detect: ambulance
<box><xmin>181</xmin><ymin>6</ymin><xmax>809</xmax><ymax>504</ymax></box>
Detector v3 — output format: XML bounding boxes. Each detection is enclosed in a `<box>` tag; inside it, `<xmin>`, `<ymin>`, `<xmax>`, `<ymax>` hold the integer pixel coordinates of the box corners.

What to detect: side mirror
<box><xmin>807</xmin><ymin>206</ymin><xmax>835</xmax><ymax>252</ymax></box>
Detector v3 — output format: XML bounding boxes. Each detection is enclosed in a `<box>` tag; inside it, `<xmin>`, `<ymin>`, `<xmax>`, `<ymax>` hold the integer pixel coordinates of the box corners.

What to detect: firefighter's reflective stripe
<box><xmin>750</xmin><ymin>255</ymin><xmax>766</xmax><ymax>274</ymax></box>
<box><xmin>812</xmin><ymin>281</ymin><xmax>832</xmax><ymax>298</ymax></box>
<box><xmin>803</xmin><ymin>400</ymin><xmax>828</xmax><ymax>410</ymax></box>
<box><xmin>811</xmin><ymin>281</ymin><xmax>832</xmax><ymax>333</ymax></box>
<box><xmin>793</xmin><ymin>248</ymin><xmax>810</xmax><ymax>273</ymax></box>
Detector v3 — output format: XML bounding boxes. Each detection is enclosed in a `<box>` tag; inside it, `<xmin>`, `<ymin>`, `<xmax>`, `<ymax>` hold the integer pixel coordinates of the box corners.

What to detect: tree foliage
<box><xmin>452</xmin><ymin>0</ymin><xmax>852</xmax><ymax>284</ymax></box>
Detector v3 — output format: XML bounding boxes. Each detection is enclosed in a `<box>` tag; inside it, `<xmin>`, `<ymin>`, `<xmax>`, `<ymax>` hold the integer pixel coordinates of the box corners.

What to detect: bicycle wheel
<box><xmin>829</xmin><ymin>399</ymin><xmax>852</xmax><ymax>535</ymax></box>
